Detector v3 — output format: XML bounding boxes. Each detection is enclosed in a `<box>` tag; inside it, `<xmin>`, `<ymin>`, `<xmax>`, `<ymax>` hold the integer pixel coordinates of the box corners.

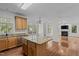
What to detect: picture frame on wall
<box><xmin>72</xmin><ymin>25</ymin><xmax>77</xmax><ymax>33</ymax></box>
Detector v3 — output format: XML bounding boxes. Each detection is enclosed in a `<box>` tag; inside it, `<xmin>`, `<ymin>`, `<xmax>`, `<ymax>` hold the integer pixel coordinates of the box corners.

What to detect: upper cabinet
<box><xmin>15</xmin><ymin>16</ymin><xmax>27</xmax><ymax>30</ymax></box>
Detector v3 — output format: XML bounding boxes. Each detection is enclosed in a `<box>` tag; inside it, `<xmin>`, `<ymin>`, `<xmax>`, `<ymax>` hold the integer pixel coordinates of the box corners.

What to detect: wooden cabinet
<box><xmin>0</xmin><ymin>38</ymin><xmax>7</xmax><ymax>51</ymax></box>
<box><xmin>22</xmin><ymin>39</ymin><xmax>28</xmax><ymax>55</ymax></box>
<box><xmin>15</xmin><ymin>16</ymin><xmax>27</xmax><ymax>30</ymax></box>
<box><xmin>17</xmin><ymin>37</ymin><xmax>23</xmax><ymax>46</ymax></box>
<box><xmin>22</xmin><ymin>40</ymin><xmax>36</xmax><ymax>56</ymax></box>
<box><xmin>23</xmin><ymin>43</ymin><xmax>28</xmax><ymax>55</ymax></box>
<box><xmin>0</xmin><ymin>36</ymin><xmax>22</xmax><ymax>52</ymax></box>
<box><xmin>7</xmin><ymin>37</ymin><xmax>17</xmax><ymax>48</ymax></box>
<box><xmin>22</xmin><ymin>40</ymin><xmax>53</xmax><ymax>56</ymax></box>
<box><xmin>27</xmin><ymin>41</ymin><xmax>36</xmax><ymax>56</ymax></box>
<box><xmin>22</xmin><ymin>40</ymin><xmax>37</xmax><ymax>56</ymax></box>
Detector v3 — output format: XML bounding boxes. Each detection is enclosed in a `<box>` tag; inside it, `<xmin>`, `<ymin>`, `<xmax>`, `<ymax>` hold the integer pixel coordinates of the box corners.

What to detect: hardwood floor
<box><xmin>46</xmin><ymin>41</ymin><xmax>60</xmax><ymax>56</ymax></box>
<box><xmin>0</xmin><ymin>38</ymin><xmax>79</xmax><ymax>56</ymax></box>
<box><xmin>0</xmin><ymin>41</ymin><xmax>61</xmax><ymax>56</ymax></box>
<box><xmin>0</xmin><ymin>46</ymin><xmax>23</xmax><ymax>56</ymax></box>
<box><xmin>59</xmin><ymin>36</ymin><xmax>79</xmax><ymax>56</ymax></box>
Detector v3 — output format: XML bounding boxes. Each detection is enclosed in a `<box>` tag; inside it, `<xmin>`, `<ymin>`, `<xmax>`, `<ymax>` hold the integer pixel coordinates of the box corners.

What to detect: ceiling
<box><xmin>0</xmin><ymin>3</ymin><xmax>79</xmax><ymax>17</ymax></box>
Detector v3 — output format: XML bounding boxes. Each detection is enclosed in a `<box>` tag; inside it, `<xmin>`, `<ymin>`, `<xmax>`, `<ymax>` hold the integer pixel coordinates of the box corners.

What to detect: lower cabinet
<box><xmin>0</xmin><ymin>38</ymin><xmax>7</xmax><ymax>51</ymax></box>
<box><xmin>7</xmin><ymin>37</ymin><xmax>17</xmax><ymax>48</ymax></box>
<box><xmin>22</xmin><ymin>40</ymin><xmax>36</xmax><ymax>56</ymax></box>
<box><xmin>0</xmin><ymin>36</ymin><xmax>22</xmax><ymax>52</ymax></box>
<box><xmin>17</xmin><ymin>37</ymin><xmax>23</xmax><ymax>46</ymax></box>
<box><xmin>23</xmin><ymin>43</ymin><xmax>28</xmax><ymax>55</ymax></box>
<box><xmin>27</xmin><ymin>41</ymin><xmax>36</xmax><ymax>56</ymax></box>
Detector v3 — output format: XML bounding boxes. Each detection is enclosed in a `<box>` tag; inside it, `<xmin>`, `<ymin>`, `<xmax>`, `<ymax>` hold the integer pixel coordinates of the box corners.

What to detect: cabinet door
<box><xmin>27</xmin><ymin>40</ymin><xmax>36</xmax><ymax>56</ymax></box>
<box><xmin>22</xmin><ymin>43</ymin><xmax>28</xmax><ymax>55</ymax></box>
<box><xmin>17</xmin><ymin>37</ymin><xmax>23</xmax><ymax>46</ymax></box>
<box><xmin>8</xmin><ymin>37</ymin><xmax>17</xmax><ymax>48</ymax></box>
<box><xmin>22</xmin><ymin>39</ymin><xmax>28</xmax><ymax>55</ymax></box>
<box><xmin>0</xmin><ymin>38</ymin><xmax>7</xmax><ymax>51</ymax></box>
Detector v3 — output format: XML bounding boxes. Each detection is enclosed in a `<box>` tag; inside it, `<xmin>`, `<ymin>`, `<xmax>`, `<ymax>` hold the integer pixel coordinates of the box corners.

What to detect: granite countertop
<box><xmin>22</xmin><ymin>36</ymin><xmax>52</xmax><ymax>44</ymax></box>
<box><xmin>0</xmin><ymin>33</ymin><xmax>28</xmax><ymax>39</ymax></box>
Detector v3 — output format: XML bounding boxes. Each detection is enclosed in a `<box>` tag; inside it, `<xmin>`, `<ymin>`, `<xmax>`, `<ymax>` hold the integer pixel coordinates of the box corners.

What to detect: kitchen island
<box><xmin>22</xmin><ymin>36</ymin><xmax>53</xmax><ymax>56</ymax></box>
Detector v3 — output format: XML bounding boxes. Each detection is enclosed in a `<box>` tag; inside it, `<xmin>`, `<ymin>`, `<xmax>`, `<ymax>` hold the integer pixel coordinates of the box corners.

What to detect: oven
<box><xmin>61</xmin><ymin>31</ymin><xmax>68</xmax><ymax>36</ymax></box>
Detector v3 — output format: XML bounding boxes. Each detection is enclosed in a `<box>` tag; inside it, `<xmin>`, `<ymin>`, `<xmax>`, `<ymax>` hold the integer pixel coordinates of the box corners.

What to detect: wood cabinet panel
<box><xmin>36</xmin><ymin>43</ymin><xmax>50</xmax><ymax>56</ymax></box>
<box><xmin>0</xmin><ymin>36</ymin><xmax>22</xmax><ymax>52</ymax></box>
<box><xmin>27</xmin><ymin>41</ymin><xmax>36</xmax><ymax>56</ymax></box>
<box><xmin>22</xmin><ymin>39</ymin><xmax>28</xmax><ymax>55</ymax></box>
<box><xmin>22</xmin><ymin>40</ymin><xmax>53</xmax><ymax>56</ymax></box>
<box><xmin>7</xmin><ymin>37</ymin><xmax>17</xmax><ymax>48</ymax></box>
<box><xmin>0</xmin><ymin>38</ymin><xmax>7</xmax><ymax>51</ymax></box>
<box><xmin>17</xmin><ymin>37</ymin><xmax>23</xmax><ymax>46</ymax></box>
<box><xmin>22</xmin><ymin>43</ymin><xmax>28</xmax><ymax>55</ymax></box>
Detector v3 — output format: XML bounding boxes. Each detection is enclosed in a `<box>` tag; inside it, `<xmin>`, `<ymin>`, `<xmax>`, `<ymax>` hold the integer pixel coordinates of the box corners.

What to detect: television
<box><xmin>61</xmin><ymin>25</ymin><xmax>68</xmax><ymax>29</ymax></box>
